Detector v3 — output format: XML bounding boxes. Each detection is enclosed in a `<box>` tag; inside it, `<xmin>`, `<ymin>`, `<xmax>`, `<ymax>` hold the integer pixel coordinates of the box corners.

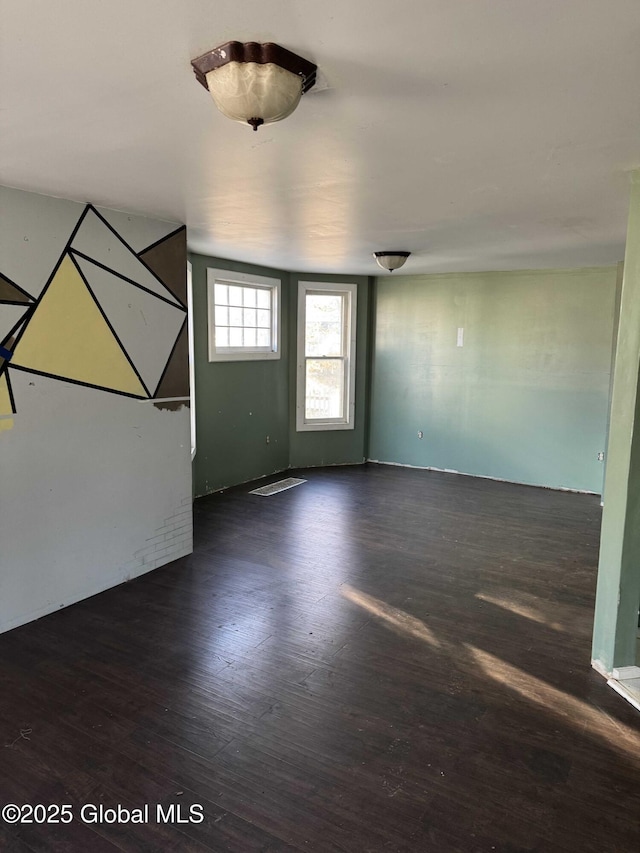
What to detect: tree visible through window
<box><xmin>297</xmin><ymin>282</ymin><xmax>357</xmax><ymax>431</ymax></box>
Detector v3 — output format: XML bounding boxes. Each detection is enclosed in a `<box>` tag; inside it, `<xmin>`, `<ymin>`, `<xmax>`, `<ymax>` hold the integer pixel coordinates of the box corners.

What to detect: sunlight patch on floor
<box><xmin>475</xmin><ymin>591</ymin><xmax>563</xmax><ymax>631</ymax></box>
<box><xmin>467</xmin><ymin>645</ymin><xmax>640</xmax><ymax>760</ymax></box>
<box><xmin>341</xmin><ymin>583</ymin><xmax>441</xmax><ymax>648</ymax></box>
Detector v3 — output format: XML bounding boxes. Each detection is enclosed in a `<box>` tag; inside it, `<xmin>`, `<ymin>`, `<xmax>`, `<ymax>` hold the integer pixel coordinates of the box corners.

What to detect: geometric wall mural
<box><xmin>0</xmin><ymin>205</ymin><xmax>187</xmax><ymax>420</ymax></box>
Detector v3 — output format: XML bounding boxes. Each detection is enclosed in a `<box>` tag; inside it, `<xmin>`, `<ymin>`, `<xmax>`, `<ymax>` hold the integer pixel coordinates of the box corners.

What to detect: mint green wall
<box><xmin>288</xmin><ymin>274</ymin><xmax>372</xmax><ymax>469</ymax></box>
<box><xmin>190</xmin><ymin>253</ymin><xmax>291</xmax><ymax>496</ymax></box>
<box><xmin>191</xmin><ymin>256</ymin><xmax>371</xmax><ymax>495</ymax></box>
<box><xmin>369</xmin><ymin>267</ymin><xmax>618</xmax><ymax>493</ymax></box>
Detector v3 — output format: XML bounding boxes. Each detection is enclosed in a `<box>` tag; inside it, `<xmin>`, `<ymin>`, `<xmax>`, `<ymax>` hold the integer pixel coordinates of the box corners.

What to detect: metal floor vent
<box><xmin>249</xmin><ymin>477</ymin><xmax>307</xmax><ymax>496</ymax></box>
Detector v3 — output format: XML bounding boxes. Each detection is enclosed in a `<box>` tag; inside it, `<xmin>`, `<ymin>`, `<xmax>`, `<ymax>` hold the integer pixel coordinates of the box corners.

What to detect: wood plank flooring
<box><xmin>1</xmin><ymin>464</ymin><xmax>639</xmax><ymax>852</ymax></box>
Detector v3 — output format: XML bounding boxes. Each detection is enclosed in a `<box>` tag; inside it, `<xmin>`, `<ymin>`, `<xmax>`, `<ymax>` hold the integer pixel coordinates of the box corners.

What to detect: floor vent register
<box><xmin>249</xmin><ymin>478</ymin><xmax>307</xmax><ymax>496</ymax></box>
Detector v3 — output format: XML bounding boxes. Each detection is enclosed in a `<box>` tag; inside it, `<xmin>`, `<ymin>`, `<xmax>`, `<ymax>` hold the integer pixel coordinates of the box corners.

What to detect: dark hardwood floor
<box><xmin>1</xmin><ymin>464</ymin><xmax>639</xmax><ymax>852</ymax></box>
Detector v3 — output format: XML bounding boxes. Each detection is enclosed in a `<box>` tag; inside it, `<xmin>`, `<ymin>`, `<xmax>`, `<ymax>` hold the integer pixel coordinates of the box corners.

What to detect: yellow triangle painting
<box><xmin>12</xmin><ymin>255</ymin><xmax>147</xmax><ymax>398</ymax></box>
<box><xmin>0</xmin><ymin>371</ymin><xmax>13</xmax><ymax>415</ymax></box>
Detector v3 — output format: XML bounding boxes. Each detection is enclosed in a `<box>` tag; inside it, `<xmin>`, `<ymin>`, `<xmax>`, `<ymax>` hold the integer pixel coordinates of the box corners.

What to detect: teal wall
<box><xmin>193</xmin><ymin>253</ymin><xmax>617</xmax><ymax>496</ymax></box>
<box><xmin>369</xmin><ymin>267</ymin><xmax>618</xmax><ymax>493</ymax></box>
<box><xmin>191</xmin><ymin>254</ymin><xmax>371</xmax><ymax>495</ymax></box>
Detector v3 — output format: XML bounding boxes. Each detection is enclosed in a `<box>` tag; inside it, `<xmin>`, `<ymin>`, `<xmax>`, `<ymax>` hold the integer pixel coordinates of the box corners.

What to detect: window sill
<box><xmin>296</xmin><ymin>420</ymin><xmax>355</xmax><ymax>432</ymax></box>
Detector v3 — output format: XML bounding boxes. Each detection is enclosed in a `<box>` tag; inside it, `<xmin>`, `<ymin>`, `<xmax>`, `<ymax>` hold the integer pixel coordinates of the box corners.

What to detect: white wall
<box><xmin>0</xmin><ymin>186</ymin><xmax>192</xmax><ymax>633</ymax></box>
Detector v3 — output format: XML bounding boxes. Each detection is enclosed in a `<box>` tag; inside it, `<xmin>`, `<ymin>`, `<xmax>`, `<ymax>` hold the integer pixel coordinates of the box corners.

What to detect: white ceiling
<box><xmin>2</xmin><ymin>0</ymin><xmax>640</xmax><ymax>275</ymax></box>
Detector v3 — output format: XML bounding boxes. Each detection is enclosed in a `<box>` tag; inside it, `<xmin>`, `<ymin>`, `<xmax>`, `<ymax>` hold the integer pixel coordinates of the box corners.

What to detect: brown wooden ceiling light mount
<box><xmin>191</xmin><ymin>41</ymin><xmax>317</xmax><ymax>131</ymax></box>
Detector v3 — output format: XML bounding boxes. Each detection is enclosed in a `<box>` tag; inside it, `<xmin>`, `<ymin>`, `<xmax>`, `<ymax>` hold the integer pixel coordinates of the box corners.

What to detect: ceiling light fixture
<box><xmin>191</xmin><ymin>41</ymin><xmax>317</xmax><ymax>131</ymax></box>
<box><xmin>373</xmin><ymin>251</ymin><xmax>411</xmax><ymax>273</ymax></box>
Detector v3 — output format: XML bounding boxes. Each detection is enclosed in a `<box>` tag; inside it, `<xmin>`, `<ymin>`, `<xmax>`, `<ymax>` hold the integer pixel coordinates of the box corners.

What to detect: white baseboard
<box><xmin>591</xmin><ymin>658</ymin><xmax>611</xmax><ymax>678</ymax></box>
<box><xmin>367</xmin><ymin>459</ymin><xmax>598</xmax><ymax>495</ymax></box>
<box><xmin>608</xmin><ymin>678</ymin><xmax>640</xmax><ymax>714</ymax></box>
<box><xmin>612</xmin><ymin>665</ymin><xmax>640</xmax><ymax>680</ymax></box>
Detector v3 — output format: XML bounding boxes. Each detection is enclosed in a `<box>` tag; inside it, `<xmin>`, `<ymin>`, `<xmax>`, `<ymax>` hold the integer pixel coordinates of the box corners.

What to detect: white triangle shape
<box><xmin>0</xmin><ymin>303</ymin><xmax>29</xmax><ymax>345</ymax></box>
<box><xmin>71</xmin><ymin>209</ymin><xmax>183</xmax><ymax>308</ymax></box>
<box><xmin>75</xmin><ymin>256</ymin><xmax>186</xmax><ymax>395</ymax></box>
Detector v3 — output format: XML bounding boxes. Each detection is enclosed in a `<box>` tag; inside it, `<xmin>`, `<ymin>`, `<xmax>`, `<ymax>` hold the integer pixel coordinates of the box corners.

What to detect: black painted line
<box><xmin>9</xmin><ymin>364</ymin><xmax>148</xmax><ymax>400</ymax></box>
<box><xmin>138</xmin><ymin>224</ymin><xmax>186</xmax><ymax>257</ymax></box>
<box><xmin>71</xmin><ymin>251</ymin><xmax>186</xmax><ymax>312</ymax></box>
<box><xmin>5</xmin><ymin>368</ymin><xmax>16</xmax><ymax>414</ymax></box>
<box><xmin>10</xmin><ymin>206</ymin><xmax>95</xmax><ymax>355</ymax></box>
<box><xmin>0</xmin><ymin>271</ymin><xmax>35</xmax><ymax>302</ymax></box>
<box><xmin>69</xmin><ymin>254</ymin><xmax>151</xmax><ymax>399</ymax></box>
<box><xmin>84</xmin><ymin>206</ymin><xmax>186</xmax><ymax>309</ymax></box>
<box><xmin>10</xmin><ymin>258</ymin><xmax>61</xmax><ymax>355</ymax></box>
<box><xmin>152</xmin><ymin>316</ymin><xmax>187</xmax><ymax>398</ymax></box>
<box><xmin>66</xmin><ymin>204</ymin><xmax>92</xmax><ymax>247</ymax></box>
<box><xmin>1</xmin><ymin>305</ymin><xmax>34</xmax><ymax>348</ymax></box>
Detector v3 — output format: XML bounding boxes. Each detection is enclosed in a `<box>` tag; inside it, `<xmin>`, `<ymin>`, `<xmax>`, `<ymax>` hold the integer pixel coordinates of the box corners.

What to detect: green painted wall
<box><xmin>191</xmin><ymin>256</ymin><xmax>371</xmax><ymax>495</ymax></box>
<box><xmin>592</xmin><ymin>172</ymin><xmax>640</xmax><ymax>672</ymax></box>
<box><xmin>288</xmin><ymin>274</ymin><xmax>372</xmax><ymax>469</ymax></box>
<box><xmin>190</xmin><ymin>253</ymin><xmax>291</xmax><ymax>496</ymax></box>
<box><xmin>369</xmin><ymin>267</ymin><xmax>618</xmax><ymax>493</ymax></box>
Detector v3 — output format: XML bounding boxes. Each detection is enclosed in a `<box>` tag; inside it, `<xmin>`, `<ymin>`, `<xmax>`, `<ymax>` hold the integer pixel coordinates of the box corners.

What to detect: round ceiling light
<box><xmin>191</xmin><ymin>42</ymin><xmax>317</xmax><ymax>131</ymax></box>
<box><xmin>373</xmin><ymin>252</ymin><xmax>411</xmax><ymax>272</ymax></box>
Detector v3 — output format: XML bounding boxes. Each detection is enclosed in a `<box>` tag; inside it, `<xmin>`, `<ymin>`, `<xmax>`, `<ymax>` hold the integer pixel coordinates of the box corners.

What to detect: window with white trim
<box><xmin>297</xmin><ymin>281</ymin><xmax>357</xmax><ymax>431</ymax></box>
<box><xmin>207</xmin><ymin>268</ymin><xmax>280</xmax><ymax>362</ymax></box>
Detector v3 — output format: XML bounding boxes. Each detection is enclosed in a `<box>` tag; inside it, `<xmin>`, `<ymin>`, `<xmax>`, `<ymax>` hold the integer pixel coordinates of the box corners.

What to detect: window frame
<box><xmin>296</xmin><ymin>281</ymin><xmax>357</xmax><ymax>432</ymax></box>
<box><xmin>207</xmin><ymin>267</ymin><xmax>281</xmax><ymax>362</ymax></box>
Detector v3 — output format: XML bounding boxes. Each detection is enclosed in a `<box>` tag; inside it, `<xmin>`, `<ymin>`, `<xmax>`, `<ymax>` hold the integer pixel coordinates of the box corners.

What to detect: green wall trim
<box><xmin>592</xmin><ymin>173</ymin><xmax>640</xmax><ymax>672</ymax></box>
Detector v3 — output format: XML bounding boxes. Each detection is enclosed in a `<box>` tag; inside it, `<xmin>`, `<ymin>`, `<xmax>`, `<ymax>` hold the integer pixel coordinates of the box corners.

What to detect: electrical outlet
<box><xmin>597</xmin><ymin>451</ymin><xmax>604</xmax><ymax>461</ymax></box>
<box><xmin>266</xmin><ymin>435</ymin><xmax>270</xmax><ymax>445</ymax></box>
<box><xmin>417</xmin><ymin>431</ymin><xmax>424</xmax><ymax>439</ymax></box>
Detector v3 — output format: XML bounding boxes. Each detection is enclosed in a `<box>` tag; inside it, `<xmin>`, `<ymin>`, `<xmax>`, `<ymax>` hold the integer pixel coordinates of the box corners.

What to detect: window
<box><xmin>207</xmin><ymin>268</ymin><xmax>281</xmax><ymax>361</ymax></box>
<box><xmin>297</xmin><ymin>281</ymin><xmax>357</xmax><ymax>431</ymax></box>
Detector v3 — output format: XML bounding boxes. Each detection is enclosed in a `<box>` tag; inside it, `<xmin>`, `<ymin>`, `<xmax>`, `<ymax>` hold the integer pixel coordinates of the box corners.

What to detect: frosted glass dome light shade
<box><xmin>192</xmin><ymin>42</ymin><xmax>317</xmax><ymax>131</ymax></box>
<box><xmin>205</xmin><ymin>62</ymin><xmax>303</xmax><ymax>128</ymax></box>
<box><xmin>374</xmin><ymin>252</ymin><xmax>411</xmax><ymax>272</ymax></box>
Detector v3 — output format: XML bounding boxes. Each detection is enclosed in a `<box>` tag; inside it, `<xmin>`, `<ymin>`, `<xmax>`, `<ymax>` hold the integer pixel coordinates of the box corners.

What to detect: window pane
<box><xmin>305</xmin><ymin>358</ymin><xmax>344</xmax><ymax>419</ymax></box>
<box><xmin>305</xmin><ymin>294</ymin><xmax>344</xmax><ymax>357</ymax></box>
<box><xmin>256</xmin><ymin>308</ymin><xmax>270</xmax><ymax>328</ymax></box>
<box><xmin>257</xmin><ymin>328</ymin><xmax>271</xmax><ymax>347</ymax></box>
<box><xmin>229</xmin><ymin>306</ymin><xmax>243</xmax><ymax>326</ymax></box>
<box><xmin>209</xmin><ymin>270</ymin><xmax>280</xmax><ymax>362</ymax></box>
<box><xmin>228</xmin><ymin>285</ymin><xmax>243</xmax><ymax>306</ymax></box>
